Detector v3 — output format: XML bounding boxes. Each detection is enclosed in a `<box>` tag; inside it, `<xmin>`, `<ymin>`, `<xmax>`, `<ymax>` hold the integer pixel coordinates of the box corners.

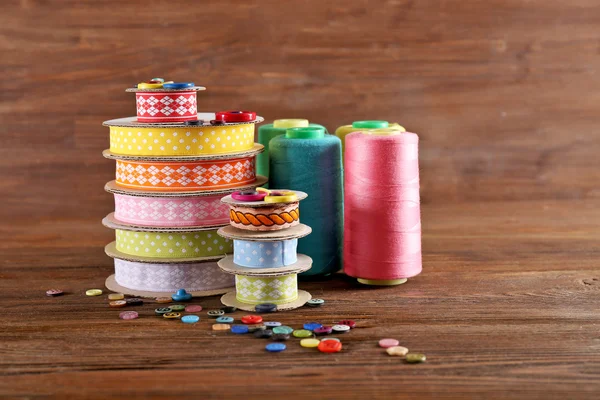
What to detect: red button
<box><xmin>215</xmin><ymin>110</ymin><xmax>256</xmax><ymax>123</ymax></box>
<box><xmin>241</xmin><ymin>315</ymin><xmax>263</xmax><ymax>324</ymax></box>
<box><xmin>318</xmin><ymin>340</ymin><xmax>342</xmax><ymax>353</ymax></box>
<box><xmin>338</xmin><ymin>319</ymin><xmax>356</xmax><ymax>329</ymax></box>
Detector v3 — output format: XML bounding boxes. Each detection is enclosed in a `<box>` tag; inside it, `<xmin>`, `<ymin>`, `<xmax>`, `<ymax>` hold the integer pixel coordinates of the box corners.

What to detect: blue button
<box><xmin>163</xmin><ymin>82</ymin><xmax>194</xmax><ymax>89</ymax></box>
<box><xmin>303</xmin><ymin>322</ymin><xmax>323</xmax><ymax>331</ymax></box>
<box><xmin>264</xmin><ymin>321</ymin><xmax>282</xmax><ymax>328</ymax></box>
<box><xmin>216</xmin><ymin>316</ymin><xmax>234</xmax><ymax>324</ymax></box>
<box><xmin>181</xmin><ymin>315</ymin><xmax>200</xmax><ymax>324</ymax></box>
<box><xmin>265</xmin><ymin>343</ymin><xmax>286</xmax><ymax>352</ymax></box>
<box><xmin>231</xmin><ymin>325</ymin><xmax>249</xmax><ymax>334</ymax></box>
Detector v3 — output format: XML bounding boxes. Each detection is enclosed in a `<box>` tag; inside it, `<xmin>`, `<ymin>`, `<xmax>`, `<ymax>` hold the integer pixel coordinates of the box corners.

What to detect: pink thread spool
<box><xmin>343</xmin><ymin>129</ymin><xmax>422</xmax><ymax>285</ymax></box>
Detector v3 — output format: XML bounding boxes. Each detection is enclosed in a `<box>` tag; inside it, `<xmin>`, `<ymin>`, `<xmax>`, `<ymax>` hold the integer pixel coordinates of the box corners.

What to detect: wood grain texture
<box><xmin>1</xmin><ymin>0</ymin><xmax>599</xmax><ymax>398</ymax></box>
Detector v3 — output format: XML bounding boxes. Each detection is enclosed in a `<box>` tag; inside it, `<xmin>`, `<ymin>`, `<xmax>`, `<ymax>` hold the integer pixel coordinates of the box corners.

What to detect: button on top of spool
<box><xmin>215</xmin><ymin>110</ymin><xmax>257</xmax><ymax>123</ymax></box>
<box><xmin>231</xmin><ymin>190</ymin><xmax>268</xmax><ymax>202</ymax></box>
<box><xmin>162</xmin><ymin>82</ymin><xmax>194</xmax><ymax>89</ymax></box>
<box><xmin>285</xmin><ymin>126</ymin><xmax>325</xmax><ymax>139</ymax></box>
<box><xmin>352</xmin><ymin>120</ymin><xmax>389</xmax><ymax>129</ymax></box>
<box><xmin>273</xmin><ymin>119</ymin><xmax>309</xmax><ymax>129</ymax></box>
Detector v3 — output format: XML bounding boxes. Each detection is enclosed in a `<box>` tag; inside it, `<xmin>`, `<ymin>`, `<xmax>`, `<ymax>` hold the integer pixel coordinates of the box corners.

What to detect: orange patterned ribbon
<box><xmin>115</xmin><ymin>157</ymin><xmax>255</xmax><ymax>191</ymax></box>
<box><xmin>229</xmin><ymin>203</ymin><xmax>300</xmax><ymax>231</ymax></box>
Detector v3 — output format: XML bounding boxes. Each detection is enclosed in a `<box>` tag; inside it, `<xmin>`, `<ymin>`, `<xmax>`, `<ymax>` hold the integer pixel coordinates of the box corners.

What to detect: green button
<box><xmin>272</xmin><ymin>326</ymin><xmax>294</xmax><ymax>335</ymax></box>
<box><xmin>155</xmin><ymin>307</ymin><xmax>172</xmax><ymax>315</ymax></box>
<box><xmin>406</xmin><ymin>353</ymin><xmax>426</xmax><ymax>363</ymax></box>
<box><xmin>352</xmin><ymin>120</ymin><xmax>388</xmax><ymax>129</ymax></box>
<box><xmin>293</xmin><ymin>329</ymin><xmax>313</xmax><ymax>338</ymax></box>
<box><xmin>169</xmin><ymin>304</ymin><xmax>185</xmax><ymax>312</ymax></box>
<box><xmin>286</xmin><ymin>127</ymin><xmax>325</xmax><ymax>139</ymax></box>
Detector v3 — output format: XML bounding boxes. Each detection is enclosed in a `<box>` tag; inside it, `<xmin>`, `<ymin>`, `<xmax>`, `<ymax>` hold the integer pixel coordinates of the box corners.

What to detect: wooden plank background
<box><xmin>1</xmin><ymin>1</ymin><xmax>600</xmax><ymax>399</ymax></box>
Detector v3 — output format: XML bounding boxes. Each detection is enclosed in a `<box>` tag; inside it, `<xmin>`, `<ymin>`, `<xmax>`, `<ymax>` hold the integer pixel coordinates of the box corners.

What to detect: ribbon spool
<box><xmin>268</xmin><ymin>128</ymin><xmax>343</xmax><ymax>276</ymax></box>
<box><xmin>233</xmin><ymin>239</ymin><xmax>298</xmax><ymax>268</ymax></box>
<box><xmin>105</xmin><ymin>258</ymin><xmax>235</xmax><ymax>298</ymax></box>
<box><xmin>103</xmin><ymin>114</ymin><xmax>263</xmax><ymax>157</ymax></box>
<box><xmin>256</xmin><ymin>119</ymin><xmax>327</xmax><ymax>185</ymax></box>
<box><xmin>109</xmin><ymin>155</ymin><xmax>258</xmax><ymax>192</ymax></box>
<box><xmin>335</xmin><ymin>121</ymin><xmax>406</xmax><ymax>156</ymax></box>
<box><xmin>105</xmin><ymin>176</ymin><xmax>268</xmax><ymax>229</ymax></box>
<box><xmin>344</xmin><ymin>130</ymin><xmax>422</xmax><ymax>286</ymax></box>
<box><xmin>216</xmin><ymin>223</ymin><xmax>313</xmax><ymax>311</ymax></box>
<box><xmin>221</xmin><ymin>190</ymin><xmax>308</xmax><ymax>232</ymax></box>
<box><xmin>125</xmin><ymin>85</ymin><xmax>206</xmax><ymax>123</ymax></box>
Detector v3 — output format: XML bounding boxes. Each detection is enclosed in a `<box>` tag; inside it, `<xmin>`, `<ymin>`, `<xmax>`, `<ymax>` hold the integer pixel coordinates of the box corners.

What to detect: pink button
<box><xmin>378</xmin><ymin>338</ymin><xmax>400</xmax><ymax>348</ymax></box>
<box><xmin>185</xmin><ymin>305</ymin><xmax>203</xmax><ymax>313</ymax></box>
<box><xmin>119</xmin><ymin>311</ymin><xmax>139</xmax><ymax>320</ymax></box>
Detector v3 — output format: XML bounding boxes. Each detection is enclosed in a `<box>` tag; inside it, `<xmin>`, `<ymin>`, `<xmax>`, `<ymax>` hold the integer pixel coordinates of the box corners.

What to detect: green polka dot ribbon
<box><xmin>115</xmin><ymin>229</ymin><xmax>232</xmax><ymax>259</ymax></box>
<box><xmin>235</xmin><ymin>275</ymin><xmax>298</xmax><ymax>305</ymax></box>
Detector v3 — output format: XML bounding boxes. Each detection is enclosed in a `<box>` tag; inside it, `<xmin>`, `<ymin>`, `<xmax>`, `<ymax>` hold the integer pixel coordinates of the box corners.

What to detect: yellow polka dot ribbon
<box><xmin>109</xmin><ymin>124</ymin><xmax>255</xmax><ymax>156</ymax></box>
<box><xmin>234</xmin><ymin>274</ymin><xmax>298</xmax><ymax>305</ymax></box>
<box><xmin>115</xmin><ymin>229</ymin><xmax>232</xmax><ymax>259</ymax></box>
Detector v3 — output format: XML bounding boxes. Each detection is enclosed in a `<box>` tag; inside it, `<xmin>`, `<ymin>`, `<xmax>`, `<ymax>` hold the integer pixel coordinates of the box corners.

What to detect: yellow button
<box><xmin>86</xmin><ymin>289</ymin><xmax>103</xmax><ymax>296</ymax></box>
<box><xmin>108</xmin><ymin>293</ymin><xmax>124</xmax><ymax>300</ymax></box>
<box><xmin>138</xmin><ymin>82</ymin><xmax>163</xmax><ymax>89</ymax></box>
<box><xmin>300</xmin><ymin>338</ymin><xmax>321</xmax><ymax>348</ymax></box>
<box><xmin>264</xmin><ymin>191</ymin><xmax>298</xmax><ymax>203</ymax></box>
<box><xmin>273</xmin><ymin>119</ymin><xmax>309</xmax><ymax>129</ymax></box>
<box><xmin>212</xmin><ymin>324</ymin><xmax>231</xmax><ymax>331</ymax></box>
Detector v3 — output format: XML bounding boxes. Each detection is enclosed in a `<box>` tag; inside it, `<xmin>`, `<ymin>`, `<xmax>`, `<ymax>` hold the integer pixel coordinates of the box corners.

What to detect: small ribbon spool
<box><xmin>221</xmin><ymin>189</ymin><xmax>308</xmax><ymax>232</ymax></box>
<box><xmin>126</xmin><ymin>83</ymin><xmax>206</xmax><ymax>123</ymax></box>
<box><xmin>335</xmin><ymin>120</ymin><xmax>406</xmax><ymax>155</ymax></box>
<box><xmin>104</xmin><ymin>115</ymin><xmax>264</xmax><ymax>157</ymax></box>
<box><xmin>216</xmin><ymin>223</ymin><xmax>314</xmax><ymax>311</ymax></box>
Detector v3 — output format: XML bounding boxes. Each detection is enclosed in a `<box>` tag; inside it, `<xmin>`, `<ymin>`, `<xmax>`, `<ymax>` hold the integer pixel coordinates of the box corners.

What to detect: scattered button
<box><xmin>264</xmin><ymin>321</ymin><xmax>282</xmax><ymax>328</ymax></box>
<box><xmin>332</xmin><ymin>324</ymin><xmax>351</xmax><ymax>333</ymax></box>
<box><xmin>119</xmin><ymin>311</ymin><xmax>138</xmax><ymax>320</ymax></box>
<box><xmin>220</xmin><ymin>306</ymin><xmax>237</xmax><ymax>313</ymax></box>
<box><xmin>169</xmin><ymin>304</ymin><xmax>185</xmax><ymax>312</ymax></box>
<box><xmin>108</xmin><ymin>293</ymin><xmax>124</xmax><ymax>300</ymax></box>
<box><xmin>271</xmin><ymin>333</ymin><xmax>290</xmax><ymax>341</ymax></box>
<box><xmin>163</xmin><ymin>312</ymin><xmax>181</xmax><ymax>319</ymax></box>
<box><xmin>338</xmin><ymin>320</ymin><xmax>356</xmax><ymax>329</ymax></box>
<box><xmin>313</xmin><ymin>326</ymin><xmax>333</xmax><ymax>336</ymax></box>
<box><xmin>254</xmin><ymin>329</ymin><xmax>273</xmax><ymax>339</ymax></box>
<box><xmin>318</xmin><ymin>340</ymin><xmax>342</xmax><ymax>353</ymax></box>
<box><xmin>378</xmin><ymin>338</ymin><xmax>400</xmax><ymax>348</ymax></box>
<box><xmin>247</xmin><ymin>324</ymin><xmax>266</xmax><ymax>333</ymax></box>
<box><xmin>155</xmin><ymin>307</ymin><xmax>172</xmax><ymax>315</ymax></box>
<box><xmin>212</xmin><ymin>323</ymin><xmax>231</xmax><ymax>331</ymax></box>
<box><xmin>216</xmin><ymin>316</ymin><xmax>234</xmax><ymax>324</ymax></box>
<box><xmin>208</xmin><ymin>310</ymin><xmax>225</xmax><ymax>318</ymax></box>
<box><xmin>231</xmin><ymin>325</ymin><xmax>249</xmax><ymax>334</ymax></box>
<box><xmin>272</xmin><ymin>326</ymin><xmax>293</xmax><ymax>335</ymax></box>
<box><xmin>109</xmin><ymin>300</ymin><xmax>127</xmax><ymax>308</ymax></box>
<box><xmin>181</xmin><ymin>315</ymin><xmax>200</xmax><ymax>324</ymax></box>
<box><xmin>303</xmin><ymin>322</ymin><xmax>323</xmax><ymax>331</ymax></box>
<box><xmin>185</xmin><ymin>120</ymin><xmax>203</xmax><ymax>126</ymax></box>
<box><xmin>255</xmin><ymin>303</ymin><xmax>277</xmax><ymax>313</ymax></box>
<box><xmin>185</xmin><ymin>305</ymin><xmax>203</xmax><ymax>313</ymax></box>
<box><xmin>386</xmin><ymin>346</ymin><xmax>409</xmax><ymax>356</ymax></box>
<box><xmin>265</xmin><ymin>343</ymin><xmax>286</xmax><ymax>352</ymax></box>
<box><xmin>241</xmin><ymin>315</ymin><xmax>263</xmax><ymax>324</ymax></box>
<box><xmin>405</xmin><ymin>353</ymin><xmax>426</xmax><ymax>363</ymax></box>
<box><xmin>300</xmin><ymin>338</ymin><xmax>320</xmax><ymax>348</ymax></box>
<box><xmin>46</xmin><ymin>289</ymin><xmax>64</xmax><ymax>297</ymax></box>
<box><xmin>155</xmin><ymin>297</ymin><xmax>172</xmax><ymax>304</ymax></box>
<box><xmin>86</xmin><ymin>289</ymin><xmax>103</xmax><ymax>296</ymax></box>
<box><xmin>293</xmin><ymin>329</ymin><xmax>313</xmax><ymax>338</ymax></box>
<box><xmin>321</xmin><ymin>338</ymin><xmax>341</xmax><ymax>342</ymax></box>
<box><xmin>306</xmin><ymin>298</ymin><xmax>325</xmax><ymax>307</ymax></box>
<box><xmin>125</xmin><ymin>298</ymin><xmax>144</xmax><ymax>306</ymax></box>
<box><xmin>172</xmin><ymin>289</ymin><xmax>192</xmax><ymax>302</ymax></box>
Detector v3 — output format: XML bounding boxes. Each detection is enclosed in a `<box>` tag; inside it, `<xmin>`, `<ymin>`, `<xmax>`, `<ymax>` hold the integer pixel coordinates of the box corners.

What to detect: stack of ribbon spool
<box><xmin>101</xmin><ymin>78</ymin><xmax>267</xmax><ymax>298</ymax></box>
<box><xmin>216</xmin><ymin>188</ymin><xmax>313</xmax><ymax>311</ymax></box>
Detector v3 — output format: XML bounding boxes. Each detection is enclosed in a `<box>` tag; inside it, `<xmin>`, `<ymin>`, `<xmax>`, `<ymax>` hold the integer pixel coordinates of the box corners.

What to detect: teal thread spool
<box><xmin>257</xmin><ymin>119</ymin><xmax>326</xmax><ymax>187</ymax></box>
<box><xmin>268</xmin><ymin>126</ymin><xmax>343</xmax><ymax>277</ymax></box>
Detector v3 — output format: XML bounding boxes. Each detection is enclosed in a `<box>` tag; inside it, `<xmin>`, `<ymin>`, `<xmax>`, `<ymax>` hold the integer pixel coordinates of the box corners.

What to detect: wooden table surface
<box><xmin>2</xmin><ymin>0</ymin><xmax>600</xmax><ymax>398</ymax></box>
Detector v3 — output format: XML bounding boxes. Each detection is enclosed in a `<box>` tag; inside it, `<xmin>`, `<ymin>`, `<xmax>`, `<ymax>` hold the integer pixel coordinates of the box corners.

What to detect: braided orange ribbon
<box><xmin>229</xmin><ymin>205</ymin><xmax>300</xmax><ymax>231</ymax></box>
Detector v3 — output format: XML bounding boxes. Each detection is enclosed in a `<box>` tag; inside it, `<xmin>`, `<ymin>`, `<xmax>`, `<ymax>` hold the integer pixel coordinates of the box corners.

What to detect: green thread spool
<box><xmin>257</xmin><ymin>119</ymin><xmax>327</xmax><ymax>186</ymax></box>
<box><xmin>268</xmin><ymin>129</ymin><xmax>343</xmax><ymax>277</ymax></box>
